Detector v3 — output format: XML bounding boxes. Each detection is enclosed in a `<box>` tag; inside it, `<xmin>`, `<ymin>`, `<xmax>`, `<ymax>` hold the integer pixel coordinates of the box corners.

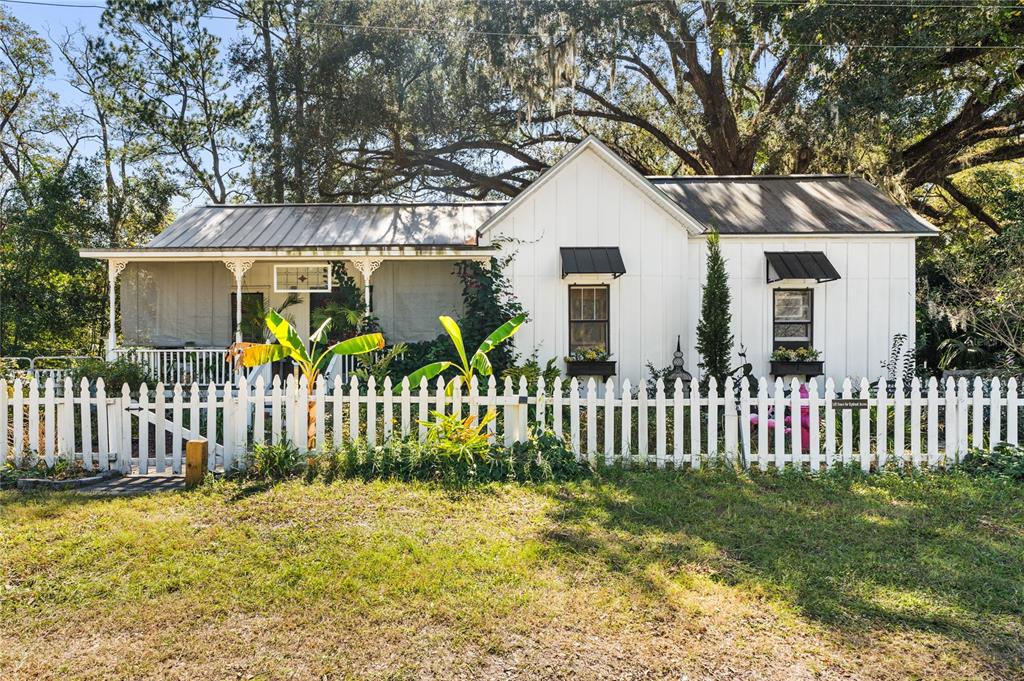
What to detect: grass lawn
<box><xmin>1</xmin><ymin>468</ymin><xmax>1022</xmax><ymax>680</ymax></box>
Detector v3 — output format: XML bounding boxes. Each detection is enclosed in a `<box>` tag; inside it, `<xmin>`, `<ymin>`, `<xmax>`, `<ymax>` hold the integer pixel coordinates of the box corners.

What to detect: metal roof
<box><xmin>649</xmin><ymin>175</ymin><xmax>937</xmax><ymax>235</ymax></box>
<box><xmin>766</xmin><ymin>251</ymin><xmax>841</xmax><ymax>283</ymax></box>
<box><xmin>560</xmin><ymin>247</ymin><xmax>626</xmax><ymax>278</ymax></box>
<box><xmin>145</xmin><ymin>202</ymin><xmax>505</xmax><ymax>249</ymax></box>
<box><xmin>139</xmin><ymin>173</ymin><xmax>934</xmax><ymax>253</ymax></box>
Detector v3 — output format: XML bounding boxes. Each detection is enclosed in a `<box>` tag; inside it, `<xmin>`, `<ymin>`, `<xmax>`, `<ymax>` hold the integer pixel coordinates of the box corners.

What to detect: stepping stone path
<box><xmin>77</xmin><ymin>473</ymin><xmax>185</xmax><ymax>497</ymax></box>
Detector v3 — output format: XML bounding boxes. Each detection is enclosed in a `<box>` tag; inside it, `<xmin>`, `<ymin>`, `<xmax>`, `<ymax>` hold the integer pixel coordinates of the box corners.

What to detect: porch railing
<box><xmin>113</xmin><ymin>347</ymin><xmax>372</xmax><ymax>386</ymax></box>
<box><xmin>2</xmin><ymin>348</ymin><xmax>375</xmax><ymax>390</ymax></box>
<box><xmin>115</xmin><ymin>347</ymin><xmax>236</xmax><ymax>386</ymax></box>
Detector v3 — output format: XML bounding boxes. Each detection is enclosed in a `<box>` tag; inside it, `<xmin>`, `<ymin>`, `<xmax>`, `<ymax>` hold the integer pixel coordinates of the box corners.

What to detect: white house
<box><xmin>80</xmin><ymin>136</ymin><xmax>937</xmax><ymax>384</ymax></box>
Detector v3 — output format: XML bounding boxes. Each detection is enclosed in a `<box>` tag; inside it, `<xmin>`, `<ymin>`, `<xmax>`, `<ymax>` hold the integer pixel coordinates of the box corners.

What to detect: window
<box><xmin>569</xmin><ymin>285</ymin><xmax>610</xmax><ymax>353</ymax></box>
<box><xmin>274</xmin><ymin>264</ymin><xmax>331</xmax><ymax>293</ymax></box>
<box><xmin>773</xmin><ymin>289</ymin><xmax>813</xmax><ymax>348</ymax></box>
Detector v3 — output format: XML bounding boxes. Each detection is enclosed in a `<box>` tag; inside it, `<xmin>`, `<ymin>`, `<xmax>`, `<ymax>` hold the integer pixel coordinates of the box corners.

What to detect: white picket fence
<box><xmin>1</xmin><ymin>374</ymin><xmax>1019</xmax><ymax>475</ymax></box>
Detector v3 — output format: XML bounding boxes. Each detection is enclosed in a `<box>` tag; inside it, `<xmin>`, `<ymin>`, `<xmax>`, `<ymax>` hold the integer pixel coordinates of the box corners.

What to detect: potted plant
<box><xmin>770</xmin><ymin>346</ymin><xmax>824</xmax><ymax>378</ymax></box>
<box><xmin>564</xmin><ymin>347</ymin><xmax>616</xmax><ymax>378</ymax></box>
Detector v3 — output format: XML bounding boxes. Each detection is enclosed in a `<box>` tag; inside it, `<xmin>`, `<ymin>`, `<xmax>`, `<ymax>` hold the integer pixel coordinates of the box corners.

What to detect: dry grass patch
<box><xmin>1</xmin><ymin>469</ymin><xmax>1021</xmax><ymax>679</ymax></box>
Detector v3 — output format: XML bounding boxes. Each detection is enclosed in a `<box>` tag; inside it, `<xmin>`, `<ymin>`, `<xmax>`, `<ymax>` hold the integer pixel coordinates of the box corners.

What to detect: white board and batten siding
<box><xmin>482</xmin><ymin>144</ymin><xmax>692</xmax><ymax>382</ymax></box>
<box><xmin>483</xmin><ymin>143</ymin><xmax>918</xmax><ymax>383</ymax></box>
<box><xmin>690</xmin><ymin>236</ymin><xmax>917</xmax><ymax>382</ymax></box>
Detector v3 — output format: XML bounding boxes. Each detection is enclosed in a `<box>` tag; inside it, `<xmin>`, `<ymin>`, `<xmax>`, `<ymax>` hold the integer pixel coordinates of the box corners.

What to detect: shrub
<box><xmin>959</xmin><ymin>443</ymin><xmax>1024</xmax><ymax>481</ymax></box>
<box><xmin>69</xmin><ymin>356</ymin><xmax>153</xmax><ymax>390</ymax></box>
<box><xmin>309</xmin><ymin>426</ymin><xmax>590</xmax><ymax>486</ymax></box>
<box><xmin>1</xmin><ymin>458</ymin><xmax>88</xmax><ymax>488</ymax></box>
<box><xmin>241</xmin><ymin>439</ymin><xmax>304</xmax><ymax>481</ymax></box>
<box><xmin>696</xmin><ymin>230</ymin><xmax>733</xmax><ymax>384</ymax></box>
<box><xmin>422</xmin><ymin>411</ymin><xmax>496</xmax><ymax>465</ymax></box>
<box><xmin>502</xmin><ymin>352</ymin><xmax>561</xmax><ymax>393</ymax></box>
<box><xmin>496</xmin><ymin>425</ymin><xmax>590</xmax><ymax>482</ymax></box>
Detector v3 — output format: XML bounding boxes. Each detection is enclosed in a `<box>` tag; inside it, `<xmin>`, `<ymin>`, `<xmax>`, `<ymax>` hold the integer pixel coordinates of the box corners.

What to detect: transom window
<box><xmin>773</xmin><ymin>289</ymin><xmax>813</xmax><ymax>348</ymax></box>
<box><xmin>569</xmin><ymin>285</ymin><xmax>610</xmax><ymax>353</ymax></box>
<box><xmin>274</xmin><ymin>264</ymin><xmax>331</xmax><ymax>293</ymax></box>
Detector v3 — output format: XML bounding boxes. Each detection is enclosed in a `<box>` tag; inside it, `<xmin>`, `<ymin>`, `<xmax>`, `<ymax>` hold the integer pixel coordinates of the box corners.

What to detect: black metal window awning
<box><xmin>560</xmin><ymin>247</ymin><xmax>626</xmax><ymax>279</ymax></box>
<box><xmin>766</xmin><ymin>251</ymin><xmax>841</xmax><ymax>284</ymax></box>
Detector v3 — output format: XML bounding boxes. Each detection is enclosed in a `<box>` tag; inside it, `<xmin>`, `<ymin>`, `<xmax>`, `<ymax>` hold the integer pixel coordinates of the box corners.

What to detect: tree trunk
<box><xmin>261</xmin><ymin>0</ymin><xmax>285</xmax><ymax>202</ymax></box>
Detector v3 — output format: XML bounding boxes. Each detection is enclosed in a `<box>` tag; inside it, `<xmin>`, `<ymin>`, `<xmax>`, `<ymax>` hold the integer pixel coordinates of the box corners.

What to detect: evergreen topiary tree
<box><xmin>696</xmin><ymin>230</ymin><xmax>734</xmax><ymax>383</ymax></box>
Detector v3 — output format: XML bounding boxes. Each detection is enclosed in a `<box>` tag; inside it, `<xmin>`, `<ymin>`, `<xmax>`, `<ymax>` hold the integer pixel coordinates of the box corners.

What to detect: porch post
<box><xmin>223</xmin><ymin>259</ymin><xmax>254</xmax><ymax>343</ymax></box>
<box><xmin>106</xmin><ymin>259</ymin><xmax>128</xmax><ymax>361</ymax></box>
<box><xmin>352</xmin><ymin>258</ymin><xmax>383</xmax><ymax>317</ymax></box>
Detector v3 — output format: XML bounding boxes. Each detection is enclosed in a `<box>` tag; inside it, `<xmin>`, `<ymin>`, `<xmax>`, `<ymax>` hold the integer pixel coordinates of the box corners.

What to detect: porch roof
<box><xmin>114</xmin><ymin>201</ymin><xmax>505</xmax><ymax>254</ymax></box>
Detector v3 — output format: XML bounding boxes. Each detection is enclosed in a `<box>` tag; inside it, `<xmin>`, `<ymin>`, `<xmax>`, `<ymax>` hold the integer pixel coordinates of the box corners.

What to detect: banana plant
<box><xmin>405</xmin><ymin>313</ymin><xmax>526</xmax><ymax>394</ymax></box>
<box><xmin>227</xmin><ymin>309</ymin><xmax>384</xmax><ymax>447</ymax></box>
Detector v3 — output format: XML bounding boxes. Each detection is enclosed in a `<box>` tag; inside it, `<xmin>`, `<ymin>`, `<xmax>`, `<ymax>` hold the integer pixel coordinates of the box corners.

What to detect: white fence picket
<box><xmin>79</xmin><ymin>378</ymin><xmax>92</xmax><ymax>471</ymax></box>
<box><xmin>569</xmin><ymin>378</ymin><xmax>580</xmax><ymax>457</ymax></box>
<box><xmin>790</xmin><ymin>378</ymin><xmax>802</xmax><ymax>468</ymax></box>
<box><xmin>27</xmin><ymin>379</ymin><xmax>39</xmax><ymax>457</ymax></box>
<box><xmin>876</xmin><ymin>377</ymin><xmax>888</xmax><ymax>470</ymax></box>
<box><xmin>95</xmin><ymin>379</ymin><xmax>108</xmax><ymax>471</ymax></box>
<box><xmin>689</xmin><ymin>377</ymin><xmax>700</xmax><ymax>469</ymax></box>
<box><xmin>655</xmin><ymin>378</ymin><xmax>666</xmax><ymax>468</ymax></box>
<box><xmin>621</xmin><ymin>379</ymin><xmax>632</xmax><ymax>467</ymax></box>
<box><xmin>586</xmin><ymin>378</ymin><xmax>597</xmax><ymax>463</ymax></box>
<box><xmin>383</xmin><ymin>377</ymin><xmax>394</xmax><ymax>440</ymax></box>
<box><xmin>808</xmin><ymin>378</ymin><xmax>820</xmax><ymax>471</ymax></box>
<box><xmin>604</xmin><ymin>378</ymin><xmax>616</xmax><ymax>466</ymax></box>
<box><xmin>271</xmin><ymin>376</ymin><xmax>282</xmax><ymax>445</ymax></box>
<box><xmin>971</xmin><ymin>376</ymin><xmax>984</xmax><ymax>451</ymax></box>
<box><xmin>927</xmin><ymin>377</ymin><xmax>940</xmax><ymax>469</ymax></box>
<box><xmin>43</xmin><ymin>378</ymin><xmax>55</xmax><ymax>466</ymax></box>
<box><xmin>4</xmin><ymin>372</ymin><xmax>1020</xmax><ymax>477</ymax></box>
<box><xmin>824</xmin><ymin>377</ymin><xmax>836</xmax><ymax>469</ymax></box>
<box><xmin>859</xmin><ymin>378</ymin><xmax>871</xmax><ymax>473</ymax></box>
<box><xmin>138</xmin><ymin>384</ymin><xmax>150</xmax><ymax>474</ymax></box>
<box><xmin>332</xmin><ymin>375</ymin><xmax>345</xmax><ymax>445</ymax></box>
<box><xmin>990</xmin><ymin>376</ymin><xmax>1002</xmax><ymax>448</ymax></box>
<box><xmin>910</xmin><ymin>377</ymin><xmax>922</xmax><ymax>469</ymax></box>
<box><xmin>1008</xmin><ymin>377</ymin><xmax>1019</xmax><ymax>447</ymax></box>
<box><xmin>840</xmin><ymin>378</ymin><xmax>853</xmax><ymax>465</ymax></box>
<box><xmin>724</xmin><ymin>377</ymin><xmax>737</xmax><ymax>463</ymax></box>
<box><xmin>172</xmin><ymin>383</ymin><xmax>185</xmax><ymax>474</ymax></box>
<box><xmin>707</xmin><ymin>377</ymin><xmax>719</xmax><ymax>461</ymax></box>
<box><xmin>0</xmin><ymin>379</ymin><xmax>7</xmax><ymax>466</ymax></box>
<box><xmin>773</xmin><ymin>377</ymin><xmax>785</xmax><ymax>469</ymax></box>
<box><xmin>674</xmin><ymin>379</ymin><xmax>686</xmax><ymax>468</ymax></box>
<box><xmin>944</xmin><ymin>377</ymin><xmax>957</xmax><ymax>464</ymax></box>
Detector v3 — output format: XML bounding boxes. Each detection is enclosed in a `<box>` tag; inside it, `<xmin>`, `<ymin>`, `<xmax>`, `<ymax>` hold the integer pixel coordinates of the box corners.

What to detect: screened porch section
<box><xmin>109</xmin><ymin>256</ymin><xmax>479</xmax><ymax>385</ymax></box>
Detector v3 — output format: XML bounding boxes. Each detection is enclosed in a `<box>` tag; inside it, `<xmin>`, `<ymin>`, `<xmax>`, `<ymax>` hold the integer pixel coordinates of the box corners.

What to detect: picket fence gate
<box><xmin>0</xmin><ymin>374</ymin><xmax>1019</xmax><ymax>475</ymax></box>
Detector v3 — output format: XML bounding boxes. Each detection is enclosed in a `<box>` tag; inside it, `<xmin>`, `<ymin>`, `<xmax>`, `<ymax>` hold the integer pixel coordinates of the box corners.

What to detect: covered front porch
<box><xmin>80</xmin><ymin>247</ymin><xmax>494</xmax><ymax>384</ymax></box>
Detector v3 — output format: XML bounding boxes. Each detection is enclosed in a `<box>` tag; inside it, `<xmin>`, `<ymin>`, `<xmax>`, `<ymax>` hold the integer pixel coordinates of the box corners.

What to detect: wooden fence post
<box><xmin>185</xmin><ymin>439</ymin><xmax>208</xmax><ymax>488</ymax></box>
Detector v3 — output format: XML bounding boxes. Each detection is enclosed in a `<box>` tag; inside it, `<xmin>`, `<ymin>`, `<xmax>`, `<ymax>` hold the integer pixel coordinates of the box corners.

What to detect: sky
<box><xmin>4</xmin><ymin>0</ymin><xmax>245</xmax><ymax>211</ymax></box>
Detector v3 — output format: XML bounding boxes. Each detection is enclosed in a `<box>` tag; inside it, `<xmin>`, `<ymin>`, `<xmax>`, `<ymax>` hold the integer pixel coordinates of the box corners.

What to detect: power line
<box><xmin>4</xmin><ymin>0</ymin><xmax>1024</xmax><ymax>7</ymax></box>
<box><xmin>3</xmin><ymin>0</ymin><xmax>1023</xmax><ymax>51</ymax></box>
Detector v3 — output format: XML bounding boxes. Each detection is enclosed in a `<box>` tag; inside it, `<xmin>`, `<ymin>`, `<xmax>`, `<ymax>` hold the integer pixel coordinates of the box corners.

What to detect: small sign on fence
<box><xmin>832</xmin><ymin>398</ymin><xmax>869</xmax><ymax>410</ymax></box>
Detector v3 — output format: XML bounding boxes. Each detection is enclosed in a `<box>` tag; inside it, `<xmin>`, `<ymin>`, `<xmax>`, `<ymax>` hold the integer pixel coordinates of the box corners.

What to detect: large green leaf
<box><xmin>470</xmin><ymin>350</ymin><xmax>492</xmax><ymax>376</ymax></box>
<box><xmin>266</xmin><ymin>309</ymin><xmax>309</xmax><ymax>363</ymax></box>
<box><xmin>475</xmin><ymin>313</ymin><xmax>527</xmax><ymax>356</ymax></box>
<box><xmin>329</xmin><ymin>333</ymin><xmax>385</xmax><ymax>356</ymax></box>
<box><xmin>404</xmin><ymin>361</ymin><xmax>453</xmax><ymax>389</ymax></box>
<box><xmin>227</xmin><ymin>342</ymin><xmax>291</xmax><ymax>369</ymax></box>
<box><xmin>439</xmin><ymin>315</ymin><xmax>469</xmax><ymax>372</ymax></box>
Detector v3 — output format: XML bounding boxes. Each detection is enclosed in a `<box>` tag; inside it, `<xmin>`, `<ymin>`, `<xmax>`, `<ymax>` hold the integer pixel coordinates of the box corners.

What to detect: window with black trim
<box><xmin>773</xmin><ymin>289</ymin><xmax>813</xmax><ymax>349</ymax></box>
<box><xmin>569</xmin><ymin>285</ymin><xmax>609</xmax><ymax>353</ymax></box>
